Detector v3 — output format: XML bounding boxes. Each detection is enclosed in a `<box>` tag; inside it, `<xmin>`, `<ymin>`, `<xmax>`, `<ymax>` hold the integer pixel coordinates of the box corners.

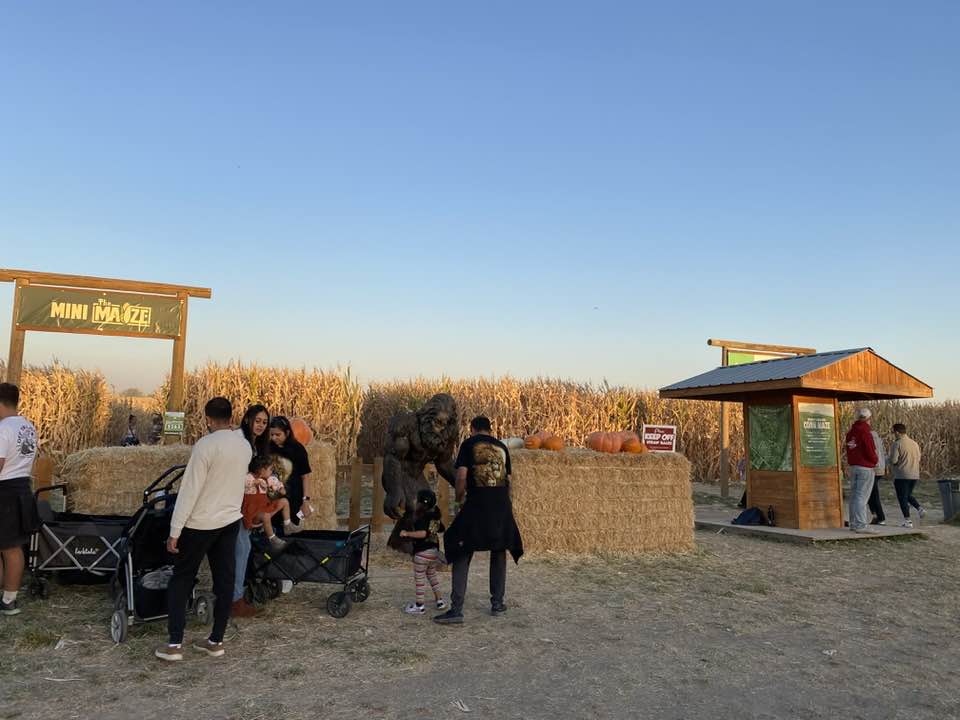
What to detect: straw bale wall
<box><xmin>510</xmin><ymin>449</ymin><xmax>694</xmax><ymax>554</ymax></box>
<box><xmin>60</xmin><ymin>441</ymin><xmax>337</xmax><ymax>526</ymax></box>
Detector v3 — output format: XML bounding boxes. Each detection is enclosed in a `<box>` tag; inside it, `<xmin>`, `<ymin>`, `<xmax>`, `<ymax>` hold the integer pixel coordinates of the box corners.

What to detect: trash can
<box><xmin>938</xmin><ymin>480</ymin><xmax>960</xmax><ymax>522</ymax></box>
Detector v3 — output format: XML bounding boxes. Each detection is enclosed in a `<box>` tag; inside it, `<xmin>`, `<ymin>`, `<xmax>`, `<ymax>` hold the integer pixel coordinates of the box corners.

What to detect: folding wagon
<box><xmin>244</xmin><ymin>524</ymin><xmax>371</xmax><ymax>618</ymax></box>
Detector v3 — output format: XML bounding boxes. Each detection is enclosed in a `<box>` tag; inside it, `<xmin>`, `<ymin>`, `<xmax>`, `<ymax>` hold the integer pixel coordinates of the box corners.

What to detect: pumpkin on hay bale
<box><xmin>509</xmin><ymin>448</ymin><xmax>693</xmax><ymax>554</ymax></box>
<box><xmin>290</xmin><ymin>417</ymin><xmax>314</xmax><ymax>447</ymax></box>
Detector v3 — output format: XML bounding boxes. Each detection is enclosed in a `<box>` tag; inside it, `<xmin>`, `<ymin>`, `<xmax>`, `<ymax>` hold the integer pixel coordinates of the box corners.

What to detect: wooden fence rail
<box><xmin>338</xmin><ymin>457</ymin><xmax>450</xmax><ymax>531</ymax></box>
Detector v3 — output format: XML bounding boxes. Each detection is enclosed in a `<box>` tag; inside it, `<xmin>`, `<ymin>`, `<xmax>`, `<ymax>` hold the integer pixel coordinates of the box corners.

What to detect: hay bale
<box><xmin>60</xmin><ymin>441</ymin><xmax>339</xmax><ymax>526</ymax></box>
<box><xmin>301</xmin><ymin>442</ymin><xmax>337</xmax><ymax>530</ymax></box>
<box><xmin>511</xmin><ymin>448</ymin><xmax>694</xmax><ymax>555</ymax></box>
<box><xmin>60</xmin><ymin>445</ymin><xmax>193</xmax><ymax>515</ymax></box>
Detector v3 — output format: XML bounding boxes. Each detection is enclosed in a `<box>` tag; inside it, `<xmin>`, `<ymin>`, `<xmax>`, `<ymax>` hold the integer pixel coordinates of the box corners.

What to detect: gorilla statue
<box><xmin>380</xmin><ymin>393</ymin><xmax>459</xmax><ymax>520</ymax></box>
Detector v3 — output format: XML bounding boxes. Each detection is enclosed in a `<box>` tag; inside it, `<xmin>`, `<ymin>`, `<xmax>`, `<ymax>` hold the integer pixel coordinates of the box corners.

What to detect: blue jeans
<box><xmin>233</xmin><ymin>527</ymin><xmax>251</xmax><ymax>602</ymax></box>
<box><xmin>848</xmin><ymin>466</ymin><xmax>874</xmax><ymax>530</ymax></box>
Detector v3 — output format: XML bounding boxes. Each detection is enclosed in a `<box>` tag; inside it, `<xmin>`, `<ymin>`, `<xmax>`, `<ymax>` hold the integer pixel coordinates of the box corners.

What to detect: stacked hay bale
<box><xmin>510</xmin><ymin>448</ymin><xmax>694</xmax><ymax>554</ymax></box>
<box><xmin>60</xmin><ymin>441</ymin><xmax>338</xmax><ymax>525</ymax></box>
<box><xmin>60</xmin><ymin>445</ymin><xmax>192</xmax><ymax>514</ymax></box>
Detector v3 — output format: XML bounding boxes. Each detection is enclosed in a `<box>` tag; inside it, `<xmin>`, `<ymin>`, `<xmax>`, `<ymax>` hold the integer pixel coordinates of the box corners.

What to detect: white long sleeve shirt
<box><xmin>169</xmin><ymin>428</ymin><xmax>252</xmax><ymax>538</ymax></box>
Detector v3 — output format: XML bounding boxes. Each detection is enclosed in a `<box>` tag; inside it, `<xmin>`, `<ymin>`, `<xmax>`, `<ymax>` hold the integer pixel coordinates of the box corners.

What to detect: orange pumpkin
<box><xmin>524</xmin><ymin>434</ymin><xmax>543</xmax><ymax>449</ymax></box>
<box><xmin>290</xmin><ymin>417</ymin><xmax>314</xmax><ymax>446</ymax></box>
<box><xmin>617</xmin><ymin>431</ymin><xmax>640</xmax><ymax>446</ymax></box>
<box><xmin>587</xmin><ymin>431</ymin><xmax>622</xmax><ymax>453</ymax></box>
<box><xmin>621</xmin><ymin>437</ymin><xmax>647</xmax><ymax>454</ymax></box>
<box><xmin>541</xmin><ymin>435</ymin><xmax>565</xmax><ymax>451</ymax></box>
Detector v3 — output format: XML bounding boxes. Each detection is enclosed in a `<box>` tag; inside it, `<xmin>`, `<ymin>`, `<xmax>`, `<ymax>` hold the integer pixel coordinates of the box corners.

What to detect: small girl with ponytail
<box><xmin>399</xmin><ymin>488</ymin><xmax>447</xmax><ymax>615</ymax></box>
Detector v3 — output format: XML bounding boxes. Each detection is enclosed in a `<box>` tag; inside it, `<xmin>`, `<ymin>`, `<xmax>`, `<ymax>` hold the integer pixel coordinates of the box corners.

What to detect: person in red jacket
<box><xmin>845</xmin><ymin>408</ymin><xmax>878</xmax><ymax>533</ymax></box>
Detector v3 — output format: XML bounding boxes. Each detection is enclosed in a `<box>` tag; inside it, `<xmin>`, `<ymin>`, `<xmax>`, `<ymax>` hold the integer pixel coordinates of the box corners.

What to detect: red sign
<box><xmin>642</xmin><ymin>424</ymin><xmax>677</xmax><ymax>452</ymax></box>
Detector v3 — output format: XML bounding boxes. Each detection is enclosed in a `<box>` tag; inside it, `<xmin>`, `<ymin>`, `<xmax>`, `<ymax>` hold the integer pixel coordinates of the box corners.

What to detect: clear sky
<box><xmin>1</xmin><ymin>2</ymin><xmax>958</xmax><ymax>398</ymax></box>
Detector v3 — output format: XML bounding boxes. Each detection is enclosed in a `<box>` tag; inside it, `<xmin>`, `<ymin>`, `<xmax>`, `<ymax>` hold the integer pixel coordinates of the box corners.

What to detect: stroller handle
<box><xmin>347</xmin><ymin>524</ymin><xmax>371</xmax><ymax>541</ymax></box>
<box><xmin>34</xmin><ymin>483</ymin><xmax>69</xmax><ymax>499</ymax></box>
<box><xmin>143</xmin><ymin>464</ymin><xmax>187</xmax><ymax>501</ymax></box>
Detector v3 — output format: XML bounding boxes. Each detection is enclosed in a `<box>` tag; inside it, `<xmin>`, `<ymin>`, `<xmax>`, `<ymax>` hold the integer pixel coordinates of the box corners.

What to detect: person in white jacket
<box><xmin>867</xmin><ymin>429</ymin><xmax>887</xmax><ymax>525</ymax></box>
<box><xmin>155</xmin><ymin>397</ymin><xmax>252</xmax><ymax>662</ymax></box>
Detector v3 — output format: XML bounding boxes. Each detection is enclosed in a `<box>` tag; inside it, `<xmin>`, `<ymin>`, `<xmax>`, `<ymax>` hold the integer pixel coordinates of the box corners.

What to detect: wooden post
<box><xmin>437</xmin><ymin>477</ymin><xmax>451</xmax><ymax>527</ymax></box>
<box><xmin>32</xmin><ymin>455</ymin><xmax>53</xmax><ymax>490</ymax></box>
<box><xmin>6</xmin><ymin>279</ymin><xmax>26</xmax><ymax>385</ymax></box>
<box><xmin>719</xmin><ymin>347</ymin><xmax>730</xmax><ymax>498</ymax></box>
<box><xmin>164</xmin><ymin>293</ymin><xmax>188</xmax><ymax>445</ymax></box>
<box><xmin>371</xmin><ymin>456</ymin><xmax>385</xmax><ymax>532</ymax></box>
<box><xmin>348</xmin><ymin>458</ymin><xmax>362</xmax><ymax>531</ymax></box>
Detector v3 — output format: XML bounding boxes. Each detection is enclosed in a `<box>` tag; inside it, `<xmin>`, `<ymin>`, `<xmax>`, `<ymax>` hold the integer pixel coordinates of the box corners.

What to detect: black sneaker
<box><xmin>491</xmin><ymin>602</ymin><xmax>507</xmax><ymax>616</ymax></box>
<box><xmin>433</xmin><ymin>610</ymin><xmax>464</xmax><ymax>625</ymax></box>
<box><xmin>0</xmin><ymin>599</ymin><xmax>20</xmax><ymax>616</ymax></box>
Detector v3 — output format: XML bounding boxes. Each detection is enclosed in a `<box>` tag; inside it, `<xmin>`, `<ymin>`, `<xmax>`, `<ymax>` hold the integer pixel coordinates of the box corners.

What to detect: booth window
<box><xmin>748</xmin><ymin>405</ymin><xmax>793</xmax><ymax>472</ymax></box>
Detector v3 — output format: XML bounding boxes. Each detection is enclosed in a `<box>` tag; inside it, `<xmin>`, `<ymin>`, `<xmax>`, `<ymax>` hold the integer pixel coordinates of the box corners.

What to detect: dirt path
<box><xmin>4</xmin><ymin>521</ymin><xmax>959</xmax><ymax>720</ymax></box>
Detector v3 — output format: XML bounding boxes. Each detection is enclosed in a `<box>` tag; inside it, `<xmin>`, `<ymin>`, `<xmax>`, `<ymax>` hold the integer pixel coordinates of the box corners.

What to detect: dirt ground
<box><xmin>3</xmin><ymin>481</ymin><xmax>959</xmax><ymax>720</ymax></box>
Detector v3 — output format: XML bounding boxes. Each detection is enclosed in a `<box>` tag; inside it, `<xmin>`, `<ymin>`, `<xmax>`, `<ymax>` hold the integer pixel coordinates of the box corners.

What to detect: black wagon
<box><xmin>245</xmin><ymin>524</ymin><xmax>371</xmax><ymax>618</ymax></box>
<box><xmin>109</xmin><ymin>465</ymin><xmax>215</xmax><ymax>643</ymax></box>
<box><xmin>28</xmin><ymin>484</ymin><xmax>130</xmax><ymax>599</ymax></box>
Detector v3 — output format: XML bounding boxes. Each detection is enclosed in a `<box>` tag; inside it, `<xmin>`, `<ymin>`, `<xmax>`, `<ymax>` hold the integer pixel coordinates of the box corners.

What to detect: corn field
<box><xmin>5</xmin><ymin>362</ymin><xmax>959</xmax><ymax>481</ymax></box>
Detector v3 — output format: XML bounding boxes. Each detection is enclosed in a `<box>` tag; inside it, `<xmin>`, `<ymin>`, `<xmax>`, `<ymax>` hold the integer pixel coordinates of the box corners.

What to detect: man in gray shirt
<box><xmin>888</xmin><ymin>423</ymin><xmax>924</xmax><ymax>528</ymax></box>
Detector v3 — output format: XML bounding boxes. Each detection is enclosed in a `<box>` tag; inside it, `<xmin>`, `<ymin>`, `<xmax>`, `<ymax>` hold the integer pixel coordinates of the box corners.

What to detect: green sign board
<box><xmin>748</xmin><ymin>404</ymin><xmax>793</xmax><ymax>472</ymax></box>
<box><xmin>798</xmin><ymin>402</ymin><xmax>837</xmax><ymax>468</ymax></box>
<box><xmin>727</xmin><ymin>351</ymin><xmax>786</xmax><ymax>367</ymax></box>
<box><xmin>17</xmin><ymin>286</ymin><xmax>182</xmax><ymax>338</ymax></box>
<box><xmin>163</xmin><ymin>411</ymin><xmax>185</xmax><ymax>436</ymax></box>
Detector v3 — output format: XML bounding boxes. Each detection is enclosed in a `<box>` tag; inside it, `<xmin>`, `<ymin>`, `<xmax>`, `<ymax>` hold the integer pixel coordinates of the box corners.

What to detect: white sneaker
<box><xmin>901</xmin><ymin>520</ymin><xmax>914</xmax><ymax>528</ymax></box>
<box><xmin>436</xmin><ymin>598</ymin><xmax>447</xmax><ymax>610</ymax></box>
<box><xmin>404</xmin><ymin>603</ymin><xmax>425</xmax><ymax>615</ymax></box>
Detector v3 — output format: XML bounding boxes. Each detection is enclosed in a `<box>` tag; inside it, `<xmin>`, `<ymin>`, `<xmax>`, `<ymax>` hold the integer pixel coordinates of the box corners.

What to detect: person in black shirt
<box><xmin>268</xmin><ymin>416</ymin><xmax>313</xmax><ymax>528</ymax></box>
<box><xmin>398</xmin><ymin>489</ymin><xmax>447</xmax><ymax>615</ymax></box>
<box><xmin>434</xmin><ymin>416</ymin><xmax>523</xmax><ymax>625</ymax></box>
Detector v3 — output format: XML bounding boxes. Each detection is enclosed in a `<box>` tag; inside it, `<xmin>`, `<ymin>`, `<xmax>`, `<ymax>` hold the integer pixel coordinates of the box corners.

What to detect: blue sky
<box><xmin>1</xmin><ymin>2</ymin><xmax>958</xmax><ymax>397</ymax></box>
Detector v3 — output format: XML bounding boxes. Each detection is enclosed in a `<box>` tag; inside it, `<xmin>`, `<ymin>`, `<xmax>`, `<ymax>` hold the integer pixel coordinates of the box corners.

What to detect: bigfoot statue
<box><xmin>381</xmin><ymin>393</ymin><xmax>459</xmax><ymax>520</ymax></box>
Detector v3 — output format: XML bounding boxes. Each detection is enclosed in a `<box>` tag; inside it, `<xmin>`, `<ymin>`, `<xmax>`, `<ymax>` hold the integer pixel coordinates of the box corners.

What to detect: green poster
<box><xmin>748</xmin><ymin>405</ymin><xmax>793</xmax><ymax>472</ymax></box>
<box><xmin>17</xmin><ymin>286</ymin><xmax>182</xmax><ymax>338</ymax></box>
<box><xmin>798</xmin><ymin>402</ymin><xmax>836</xmax><ymax>468</ymax></box>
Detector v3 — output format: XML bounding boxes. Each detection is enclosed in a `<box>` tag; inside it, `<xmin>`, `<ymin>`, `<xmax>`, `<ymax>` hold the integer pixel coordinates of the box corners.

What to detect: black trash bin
<box><xmin>937</xmin><ymin>480</ymin><xmax>960</xmax><ymax>521</ymax></box>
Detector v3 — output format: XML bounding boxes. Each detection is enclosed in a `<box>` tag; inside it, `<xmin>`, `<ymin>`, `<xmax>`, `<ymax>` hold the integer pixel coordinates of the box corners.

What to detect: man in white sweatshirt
<box><xmin>156</xmin><ymin>397</ymin><xmax>252</xmax><ymax>662</ymax></box>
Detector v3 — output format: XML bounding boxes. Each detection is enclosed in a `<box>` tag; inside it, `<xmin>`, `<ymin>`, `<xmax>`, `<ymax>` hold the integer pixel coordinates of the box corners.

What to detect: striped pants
<box><xmin>413</xmin><ymin>548</ymin><xmax>443</xmax><ymax>605</ymax></box>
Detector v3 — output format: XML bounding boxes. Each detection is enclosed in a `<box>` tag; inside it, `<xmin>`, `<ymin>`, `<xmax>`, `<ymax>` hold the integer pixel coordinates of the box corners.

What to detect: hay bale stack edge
<box><xmin>511</xmin><ymin>448</ymin><xmax>694</xmax><ymax>554</ymax></box>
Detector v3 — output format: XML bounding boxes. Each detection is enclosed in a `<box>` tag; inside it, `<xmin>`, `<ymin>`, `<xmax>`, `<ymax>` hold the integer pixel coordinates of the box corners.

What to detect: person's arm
<box><xmin>167</xmin><ymin>443</ymin><xmax>209</xmax><ymax>551</ymax></box>
<box><xmin>0</xmin><ymin>425</ymin><xmax>9</xmax><ymax>473</ymax></box>
<box><xmin>400</xmin><ymin>529</ymin><xmax>429</xmax><ymax>539</ymax></box>
<box><xmin>455</xmin><ymin>466</ymin><xmax>467</xmax><ymax>505</ymax></box>
<box><xmin>862</xmin><ymin>427</ymin><xmax>878</xmax><ymax>467</ymax></box>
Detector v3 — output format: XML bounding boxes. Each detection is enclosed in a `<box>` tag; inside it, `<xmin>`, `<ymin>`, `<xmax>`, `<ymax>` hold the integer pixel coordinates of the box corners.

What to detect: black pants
<box><xmin>451</xmin><ymin>549</ymin><xmax>506</xmax><ymax>614</ymax></box>
<box><xmin>868</xmin><ymin>474</ymin><xmax>886</xmax><ymax>522</ymax></box>
<box><xmin>894</xmin><ymin>479</ymin><xmax>921</xmax><ymax>518</ymax></box>
<box><xmin>167</xmin><ymin>520</ymin><xmax>239</xmax><ymax>645</ymax></box>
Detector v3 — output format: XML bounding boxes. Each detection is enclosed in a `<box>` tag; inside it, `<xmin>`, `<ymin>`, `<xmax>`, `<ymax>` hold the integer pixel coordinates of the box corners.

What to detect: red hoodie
<box><xmin>845</xmin><ymin>420</ymin><xmax>878</xmax><ymax>468</ymax></box>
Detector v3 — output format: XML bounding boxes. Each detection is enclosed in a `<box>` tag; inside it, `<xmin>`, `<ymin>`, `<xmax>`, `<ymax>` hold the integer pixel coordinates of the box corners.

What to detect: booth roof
<box><xmin>659</xmin><ymin>348</ymin><xmax>933</xmax><ymax>402</ymax></box>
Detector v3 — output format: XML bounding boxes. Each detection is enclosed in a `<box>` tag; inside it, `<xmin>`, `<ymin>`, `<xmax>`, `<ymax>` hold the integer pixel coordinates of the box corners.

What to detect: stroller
<box><xmin>28</xmin><ymin>484</ymin><xmax>130</xmax><ymax>599</ymax></box>
<box><xmin>245</xmin><ymin>524</ymin><xmax>371</xmax><ymax>618</ymax></box>
<box><xmin>109</xmin><ymin>465</ymin><xmax>216</xmax><ymax>643</ymax></box>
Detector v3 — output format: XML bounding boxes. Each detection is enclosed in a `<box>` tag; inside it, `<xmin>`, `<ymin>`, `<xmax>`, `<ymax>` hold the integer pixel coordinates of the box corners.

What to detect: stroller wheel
<box><xmin>250</xmin><ymin>582</ymin><xmax>268</xmax><ymax>606</ymax></box>
<box><xmin>113</xmin><ymin>592</ymin><xmax>128</xmax><ymax>612</ymax></box>
<box><xmin>29</xmin><ymin>578</ymin><xmax>50</xmax><ymax>600</ymax></box>
<box><xmin>326</xmin><ymin>591</ymin><xmax>352</xmax><ymax>619</ymax></box>
<box><xmin>110</xmin><ymin>609</ymin><xmax>129</xmax><ymax>643</ymax></box>
<box><xmin>264</xmin><ymin>579</ymin><xmax>281</xmax><ymax>600</ymax></box>
<box><xmin>350</xmin><ymin>580</ymin><xmax>370</xmax><ymax>603</ymax></box>
<box><xmin>195</xmin><ymin>593</ymin><xmax>215</xmax><ymax>625</ymax></box>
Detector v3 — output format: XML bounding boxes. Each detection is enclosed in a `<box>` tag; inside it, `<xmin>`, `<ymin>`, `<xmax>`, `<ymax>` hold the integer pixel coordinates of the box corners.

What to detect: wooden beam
<box><xmin>348</xmin><ymin>458</ymin><xmax>362</xmax><ymax>531</ymax></box>
<box><xmin>167</xmin><ymin>294</ymin><xmax>188</xmax><ymax>413</ymax></box>
<box><xmin>6</xmin><ymin>279</ymin><xmax>26</xmax><ymax>385</ymax></box>
<box><xmin>707</xmin><ymin>338</ymin><xmax>816</xmax><ymax>355</ymax></box>
<box><xmin>719</xmin><ymin>347</ymin><xmax>730</xmax><ymax>498</ymax></box>
<box><xmin>660</xmin><ymin>378</ymin><xmax>806</xmax><ymax>400</ymax></box>
<box><xmin>371</xmin><ymin>456</ymin><xmax>385</xmax><ymax>533</ymax></box>
<box><xmin>0</xmin><ymin>268</ymin><xmax>212</xmax><ymax>299</ymax></box>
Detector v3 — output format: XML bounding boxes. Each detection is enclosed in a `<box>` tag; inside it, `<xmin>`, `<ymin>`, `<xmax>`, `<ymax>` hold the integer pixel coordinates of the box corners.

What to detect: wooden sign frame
<box><xmin>1</xmin><ymin>269</ymin><xmax>211</xmax><ymax>434</ymax></box>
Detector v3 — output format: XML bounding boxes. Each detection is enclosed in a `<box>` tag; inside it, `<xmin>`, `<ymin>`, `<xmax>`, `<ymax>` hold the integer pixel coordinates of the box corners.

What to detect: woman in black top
<box><xmin>232</xmin><ymin>403</ymin><xmax>271</xmax><ymax>615</ymax></box>
<box><xmin>268</xmin><ymin>416</ymin><xmax>312</xmax><ymax>520</ymax></box>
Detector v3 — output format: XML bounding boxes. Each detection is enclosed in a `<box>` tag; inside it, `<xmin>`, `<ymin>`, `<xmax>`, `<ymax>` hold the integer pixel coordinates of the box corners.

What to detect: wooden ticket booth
<box><xmin>660</xmin><ymin>348</ymin><xmax>932</xmax><ymax>529</ymax></box>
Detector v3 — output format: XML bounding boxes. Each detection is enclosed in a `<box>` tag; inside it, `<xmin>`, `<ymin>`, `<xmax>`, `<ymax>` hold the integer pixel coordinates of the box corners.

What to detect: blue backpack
<box><xmin>732</xmin><ymin>507</ymin><xmax>767</xmax><ymax>526</ymax></box>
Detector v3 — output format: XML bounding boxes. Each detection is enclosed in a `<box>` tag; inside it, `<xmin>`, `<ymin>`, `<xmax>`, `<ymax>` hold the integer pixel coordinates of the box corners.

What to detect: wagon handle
<box><xmin>347</xmin><ymin>524</ymin><xmax>371</xmax><ymax>541</ymax></box>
